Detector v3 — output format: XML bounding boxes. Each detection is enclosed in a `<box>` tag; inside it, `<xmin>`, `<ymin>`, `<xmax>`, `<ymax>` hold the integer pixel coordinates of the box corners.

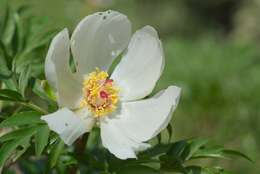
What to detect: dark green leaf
<box><xmin>139</xmin><ymin>144</ymin><xmax>171</xmax><ymax>158</ymax></box>
<box><xmin>116</xmin><ymin>165</ymin><xmax>159</xmax><ymax>174</ymax></box>
<box><xmin>166</xmin><ymin>124</ymin><xmax>173</xmax><ymax>142</ymax></box>
<box><xmin>0</xmin><ymin>128</ymin><xmax>36</xmax><ymax>166</ymax></box>
<box><xmin>18</xmin><ymin>65</ymin><xmax>31</xmax><ymax>97</ymax></box>
<box><xmin>49</xmin><ymin>138</ymin><xmax>64</xmax><ymax>168</ymax></box>
<box><xmin>12</xmin><ymin>12</ymin><xmax>24</xmax><ymax>53</ymax></box>
<box><xmin>184</xmin><ymin>138</ymin><xmax>209</xmax><ymax>160</ymax></box>
<box><xmin>222</xmin><ymin>149</ymin><xmax>253</xmax><ymax>162</ymax></box>
<box><xmin>32</xmin><ymin>79</ymin><xmax>57</xmax><ymax>110</ymax></box>
<box><xmin>60</xmin><ymin>155</ymin><xmax>77</xmax><ymax>166</ymax></box>
<box><xmin>0</xmin><ymin>111</ymin><xmax>43</xmax><ymax>128</ymax></box>
<box><xmin>35</xmin><ymin>124</ymin><xmax>50</xmax><ymax>156</ymax></box>
<box><xmin>167</xmin><ymin>140</ymin><xmax>188</xmax><ymax>160</ymax></box>
<box><xmin>0</xmin><ymin>41</ymin><xmax>11</xmax><ymax>79</ymax></box>
<box><xmin>25</xmin><ymin>28</ymin><xmax>58</xmax><ymax>53</ymax></box>
<box><xmin>0</xmin><ymin>126</ymin><xmax>38</xmax><ymax>142</ymax></box>
<box><xmin>157</xmin><ymin>133</ymin><xmax>162</xmax><ymax>144</ymax></box>
<box><xmin>191</xmin><ymin>146</ymin><xmax>226</xmax><ymax>160</ymax></box>
<box><xmin>12</xmin><ymin>136</ymin><xmax>31</xmax><ymax>162</ymax></box>
<box><xmin>0</xmin><ymin>89</ymin><xmax>23</xmax><ymax>101</ymax></box>
<box><xmin>2</xmin><ymin>7</ymin><xmax>16</xmax><ymax>46</ymax></box>
<box><xmin>185</xmin><ymin>166</ymin><xmax>214</xmax><ymax>174</ymax></box>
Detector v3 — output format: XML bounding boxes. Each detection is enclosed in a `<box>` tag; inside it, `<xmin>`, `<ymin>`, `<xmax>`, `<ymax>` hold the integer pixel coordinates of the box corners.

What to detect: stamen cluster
<box><xmin>81</xmin><ymin>69</ymin><xmax>119</xmax><ymax>117</ymax></box>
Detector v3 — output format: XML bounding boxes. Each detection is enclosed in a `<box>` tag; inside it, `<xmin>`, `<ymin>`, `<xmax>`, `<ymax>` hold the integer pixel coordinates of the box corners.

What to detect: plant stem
<box><xmin>20</xmin><ymin>102</ymin><xmax>48</xmax><ymax>115</ymax></box>
<box><xmin>69</xmin><ymin>133</ymin><xmax>89</xmax><ymax>174</ymax></box>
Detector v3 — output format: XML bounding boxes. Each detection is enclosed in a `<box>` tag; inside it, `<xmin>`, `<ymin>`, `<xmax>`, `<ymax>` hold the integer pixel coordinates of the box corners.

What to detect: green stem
<box><xmin>20</xmin><ymin>102</ymin><xmax>48</xmax><ymax>115</ymax></box>
<box><xmin>69</xmin><ymin>133</ymin><xmax>89</xmax><ymax>174</ymax></box>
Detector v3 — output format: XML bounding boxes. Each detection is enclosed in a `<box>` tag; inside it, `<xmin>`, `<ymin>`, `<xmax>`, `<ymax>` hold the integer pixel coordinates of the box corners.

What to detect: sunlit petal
<box><xmin>71</xmin><ymin>10</ymin><xmax>131</xmax><ymax>78</ymax></box>
<box><xmin>110</xmin><ymin>86</ymin><xmax>181</xmax><ymax>143</ymax></box>
<box><xmin>100</xmin><ymin>118</ymin><xmax>150</xmax><ymax>159</ymax></box>
<box><xmin>45</xmin><ymin>29</ymin><xmax>82</xmax><ymax>108</ymax></box>
<box><xmin>41</xmin><ymin>108</ymin><xmax>95</xmax><ymax>145</ymax></box>
<box><xmin>111</xmin><ymin>26</ymin><xmax>164</xmax><ymax>101</ymax></box>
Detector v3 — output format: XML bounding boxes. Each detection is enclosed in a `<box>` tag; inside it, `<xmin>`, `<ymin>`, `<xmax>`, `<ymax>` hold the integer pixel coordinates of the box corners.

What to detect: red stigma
<box><xmin>100</xmin><ymin>90</ymin><xmax>109</xmax><ymax>99</ymax></box>
<box><xmin>105</xmin><ymin>79</ymin><xmax>113</xmax><ymax>84</ymax></box>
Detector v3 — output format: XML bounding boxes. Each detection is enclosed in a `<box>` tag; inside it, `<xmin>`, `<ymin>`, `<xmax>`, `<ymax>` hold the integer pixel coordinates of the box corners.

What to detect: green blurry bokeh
<box><xmin>6</xmin><ymin>0</ymin><xmax>260</xmax><ymax>173</ymax></box>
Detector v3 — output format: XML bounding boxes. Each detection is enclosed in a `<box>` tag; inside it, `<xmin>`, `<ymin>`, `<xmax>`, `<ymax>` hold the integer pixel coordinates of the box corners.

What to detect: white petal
<box><xmin>71</xmin><ymin>10</ymin><xmax>131</xmax><ymax>77</ymax></box>
<box><xmin>100</xmin><ymin>118</ymin><xmax>150</xmax><ymax>159</ymax></box>
<box><xmin>111</xmin><ymin>86</ymin><xmax>181</xmax><ymax>143</ymax></box>
<box><xmin>41</xmin><ymin>108</ymin><xmax>95</xmax><ymax>145</ymax></box>
<box><xmin>111</xmin><ymin>26</ymin><xmax>164</xmax><ymax>101</ymax></box>
<box><xmin>45</xmin><ymin>29</ymin><xmax>83</xmax><ymax>109</ymax></box>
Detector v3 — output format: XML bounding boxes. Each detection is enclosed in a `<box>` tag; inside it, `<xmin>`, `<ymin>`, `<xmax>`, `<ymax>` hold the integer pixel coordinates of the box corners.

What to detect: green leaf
<box><xmin>18</xmin><ymin>65</ymin><xmax>31</xmax><ymax>97</ymax></box>
<box><xmin>167</xmin><ymin>140</ymin><xmax>188</xmax><ymax>160</ymax></box>
<box><xmin>12</xmin><ymin>136</ymin><xmax>31</xmax><ymax>162</ymax></box>
<box><xmin>116</xmin><ymin>165</ymin><xmax>160</xmax><ymax>174</ymax></box>
<box><xmin>0</xmin><ymin>45</ymin><xmax>11</xmax><ymax>79</ymax></box>
<box><xmin>166</xmin><ymin>124</ymin><xmax>173</xmax><ymax>142</ymax></box>
<box><xmin>222</xmin><ymin>149</ymin><xmax>253</xmax><ymax>162</ymax></box>
<box><xmin>35</xmin><ymin>125</ymin><xmax>50</xmax><ymax>156</ymax></box>
<box><xmin>49</xmin><ymin>138</ymin><xmax>65</xmax><ymax>168</ymax></box>
<box><xmin>12</xmin><ymin>12</ymin><xmax>24</xmax><ymax>54</ymax></box>
<box><xmin>60</xmin><ymin>155</ymin><xmax>77</xmax><ymax>166</ymax></box>
<box><xmin>0</xmin><ymin>3</ymin><xmax>9</xmax><ymax>36</ymax></box>
<box><xmin>32</xmin><ymin>79</ymin><xmax>57</xmax><ymax>110</ymax></box>
<box><xmin>2</xmin><ymin>6</ymin><xmax>16</xmax><ymax>46</ymax></box>
<box><xmin>191</xmin><ymin>146</ymin><xmax>226</xmax><ymax>160</ymax></box>
<box><xmin>157</xmin><ymin>133</ymin><xmax>162</xmax><ymax>144</ymax></box>
<box><xmin>139</xmin><ymin>144</ymin><xmax>171</xmax><ymax>158</ymax></box>
<box><xmin>0</xmin><ymin>126</ymin><xmax>38</xmax><ymax>142</ymax></box>
<box><xmin>25</xmin><ymin>28</ymin><xmax>58</xmax><ymax>53</ymax></box>
<box><xmin>184</xmin><ymin>138</ymin><xmax>209</xmax><ymax>160</ymax></box>
<box><xmin>0</xmin><ymin>89</ymin><xmax>23</xmax><ymax>101</ymax></box>
<box><xmin>0</xmin><ymin>111</ymin><xmax>43</xmax><ymax>128</ymax></box>
<box><xmin>0</xmin><ymin>127</ymin><xmax>36</xmax><ymax>166</ymax></box>
<box><xmin>185</xmin><ymin>166</ymin><xmax>214</xmax><ymax>174</ymax></box>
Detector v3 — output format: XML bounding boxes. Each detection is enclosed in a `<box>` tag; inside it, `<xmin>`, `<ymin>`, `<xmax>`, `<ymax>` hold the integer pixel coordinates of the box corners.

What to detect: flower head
<box><xmin>41</xmin><ymin>10</ymin><xmax>181</xmax><ymax>159</ymax></box>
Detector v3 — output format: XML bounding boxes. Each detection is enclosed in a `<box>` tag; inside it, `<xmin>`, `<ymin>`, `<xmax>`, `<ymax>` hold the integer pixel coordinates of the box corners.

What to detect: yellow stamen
<box><xmin>81</xmin><ymin>68</ymin><xmax>119</xmax><ymax>117</ymax></box>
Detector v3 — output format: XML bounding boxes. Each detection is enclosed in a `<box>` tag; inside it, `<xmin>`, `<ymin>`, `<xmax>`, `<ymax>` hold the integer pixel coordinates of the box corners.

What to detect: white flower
<box><xmin>41</xmin><ymin>10</ymin><xmax>181</xmax><ymax>159</ymax></box>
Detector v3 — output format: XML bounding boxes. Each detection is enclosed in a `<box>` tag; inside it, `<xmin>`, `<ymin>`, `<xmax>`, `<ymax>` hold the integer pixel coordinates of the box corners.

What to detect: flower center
<box><xmin>81</xmin><ymin>68</ymin><xmax>119</xmax><ymax>117</ymax></box>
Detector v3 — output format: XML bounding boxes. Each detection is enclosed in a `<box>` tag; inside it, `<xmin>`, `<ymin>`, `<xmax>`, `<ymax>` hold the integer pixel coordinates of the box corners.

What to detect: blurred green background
<box><xmin>4</xmin><ymin>0</ymin><xmax>260</xmax><ymax>173</ymax></box>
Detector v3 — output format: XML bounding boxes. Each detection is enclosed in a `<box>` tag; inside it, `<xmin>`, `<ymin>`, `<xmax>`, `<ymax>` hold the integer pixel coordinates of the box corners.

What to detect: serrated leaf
<box><xmin>0</xmin><ymin>89</ymin><xmax>23</xmax><ymax>101</ymax></box>
<box><xmin>116</xmin><ymin>165</ymin><xmax>159</xmax><ymax>174</ymax></box>
<box><xmin>35</xmin><ymin>124</ymin><xmax>50</xmax><ymax>156</ymax></box>
<box><xmin>49</xmin><ymin>138</ymin><xmax>64</xmax><ymax>168</ymax></box>
<box><xmin>0</xmin><ymin>126</ymin><xmax>38</xmax><ymax>142</ymax></box>
<box><xmin>0</xmin><ymin>111</ymin><xmax>43</xmax><ymax>128</ymax></box>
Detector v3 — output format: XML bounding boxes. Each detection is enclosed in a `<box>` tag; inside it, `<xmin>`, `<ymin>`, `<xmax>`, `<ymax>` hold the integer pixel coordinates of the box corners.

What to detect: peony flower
<box><xmin>41</xmin><ymin>10</ymin><xmax>181</xmax><ymax>159</ymax></box>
